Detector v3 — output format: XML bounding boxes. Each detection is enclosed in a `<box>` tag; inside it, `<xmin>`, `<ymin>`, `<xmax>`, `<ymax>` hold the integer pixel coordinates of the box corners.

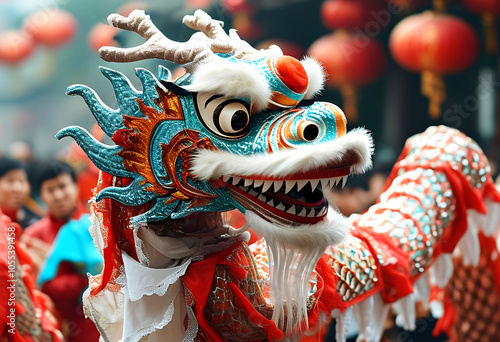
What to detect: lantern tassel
<box><xmin>340</xmin><ymin>84</ymin><xmax>358</xmax><ymax>122</ymax></box>
<box><xmin>433</xmin><ymin>0</ymin><xmax>446</xmax><ymax>12</ymax></box>
<box><xmin>421</xmin><ymin>71</ymin><xmax>446</xmax><ymax>119</ymax></box>
<box><xmin>482</xmin><ymin>12</ymin><xmax>498</xmax><ymax>55</ymax></box>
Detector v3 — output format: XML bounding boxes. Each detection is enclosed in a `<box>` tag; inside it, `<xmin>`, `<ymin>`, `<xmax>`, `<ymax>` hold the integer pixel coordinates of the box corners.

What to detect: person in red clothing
<box><xmin>21</xmin><ymin>160</ymin><xmax>100</xmax><ymax>342</ymax></box>
<box><xmin>0</xmin><ymin>157</ymin><xmax>40</xmax><ymax>229</ymax></box>
<box><xmin>0</xmin><ymin>208</ymin><xmax>63</xmax><ymax>342</ymax></box>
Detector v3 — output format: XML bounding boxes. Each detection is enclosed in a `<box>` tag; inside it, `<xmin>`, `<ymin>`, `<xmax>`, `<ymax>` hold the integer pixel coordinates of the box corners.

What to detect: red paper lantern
<box><xmin>88</xmin><ymin>23</ymin><xmax>119</xmax><ymax>53</ymax></box>
<box><xmin>221</xmin><ymin>0</ymin><xmax>253</xmax><ymax>14</ymax></box>
<box><xmin>321</xmin><ymin>0</ymin><xmax>388</xmax><ymax>31</ymax></box>
<box><xmin>24</xmin><ymin>9</ymin><xmax>77</xmax><ymax>47</ymax></box>
<box><xmin>389</xmin><ymin>11</ymin><xmax>479</xmax><ymax>118</ymax></box>
<box><xmin>308</xmin><ymin>31</ymin><xmax>387</xmax><ymax>121</ymax></box>
<box><xmin>0</xmin><ymin>30</ymin><xmax>36</xmax><ymax>64</ymax></box>
<box><xmin>463</xmin><ymin>0</ymin><xmax>500</xmax><ymax>54</ymax></box>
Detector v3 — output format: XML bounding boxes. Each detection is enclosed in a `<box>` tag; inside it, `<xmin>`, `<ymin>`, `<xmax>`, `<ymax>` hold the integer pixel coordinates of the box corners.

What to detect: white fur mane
<box><xmin>191</xmin><ymin>127</ymin><xmax>373</xmax><ymax>180</ymax></box>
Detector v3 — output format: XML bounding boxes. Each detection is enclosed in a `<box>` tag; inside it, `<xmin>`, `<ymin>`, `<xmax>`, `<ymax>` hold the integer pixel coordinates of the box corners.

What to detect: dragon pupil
<box><xmin>231</xmin><ymin>110</ymin><xmax>248</xmax><ymax>131</ymax></box>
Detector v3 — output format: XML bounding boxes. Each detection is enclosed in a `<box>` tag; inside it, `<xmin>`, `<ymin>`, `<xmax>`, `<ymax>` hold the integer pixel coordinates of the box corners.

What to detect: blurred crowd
<box><xmin>0</xmin><ymin>140</ymin><xmax>101</xmax><ymax>342</ymax></box>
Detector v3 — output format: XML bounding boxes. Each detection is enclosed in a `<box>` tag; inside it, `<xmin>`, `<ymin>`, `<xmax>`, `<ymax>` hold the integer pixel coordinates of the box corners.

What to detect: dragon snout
<box><xmin>261</xmin><ymin>102</ymin><xmax>347</xmax><ymax>151</ymax></box>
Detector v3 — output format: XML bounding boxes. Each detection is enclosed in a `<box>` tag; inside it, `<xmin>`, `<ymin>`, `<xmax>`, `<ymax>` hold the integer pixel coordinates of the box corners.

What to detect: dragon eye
<box><xmin>194</xmin><ymin>93</ymin><xmax>251</xmax><ymax>139</ymax></box>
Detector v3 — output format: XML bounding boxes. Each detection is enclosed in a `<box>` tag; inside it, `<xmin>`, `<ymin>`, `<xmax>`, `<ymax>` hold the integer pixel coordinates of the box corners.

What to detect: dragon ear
<box><xmin>301</xmin><ymin>57</ymin><xmax>326</xmax><ymax>100</ymax></box>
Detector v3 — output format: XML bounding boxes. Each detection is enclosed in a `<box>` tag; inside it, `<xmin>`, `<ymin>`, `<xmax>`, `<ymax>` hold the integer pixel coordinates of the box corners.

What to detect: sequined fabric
<box><xmin>203</xmin><ymin>243</ymin><xmax>273</xmax><ymax>341</ymax></box>
<box><xmin>323</xmin><ymin>235</ymin><xmax>378</xmax><ymax>302</ymax></box>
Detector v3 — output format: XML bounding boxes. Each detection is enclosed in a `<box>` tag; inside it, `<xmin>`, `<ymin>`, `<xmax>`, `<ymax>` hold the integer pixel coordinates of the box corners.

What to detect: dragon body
<box><xmin>58</xmin><ymin>9</ymin><xmax>500</xmax><ymax>342</ymax></box>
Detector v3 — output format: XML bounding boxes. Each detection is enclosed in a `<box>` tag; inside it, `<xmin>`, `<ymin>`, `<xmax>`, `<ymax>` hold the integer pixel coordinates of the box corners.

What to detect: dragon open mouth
<box><xmin>192</xmin><ymin>127</ymin><xmax>373</xmax><ymax>227</ymax></box>
<box><xmin>219</xmin><ymin>166</ymin><xmax>352</xmax><ymax>225</ymax></box>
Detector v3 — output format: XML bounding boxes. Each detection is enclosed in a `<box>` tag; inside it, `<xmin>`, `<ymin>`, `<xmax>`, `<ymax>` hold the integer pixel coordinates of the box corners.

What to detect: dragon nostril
<box><xmin>298</xmin><ymin>121</ymin><xmax>320</xmax><ymax>141</ymax></box>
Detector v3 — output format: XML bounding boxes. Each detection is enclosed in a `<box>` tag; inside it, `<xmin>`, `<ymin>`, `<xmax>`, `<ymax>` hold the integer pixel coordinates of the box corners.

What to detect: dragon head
<box><xmin>57</xmin><ymin>9</ymin><xmax>373</xmax><ymax>334</ymax></box>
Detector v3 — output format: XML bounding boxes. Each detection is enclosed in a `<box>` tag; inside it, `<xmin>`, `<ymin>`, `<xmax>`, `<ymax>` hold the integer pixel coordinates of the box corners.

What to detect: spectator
<box><xmin>0</xmin><ymin>208</ymin><xmax>63</xmax><ymax>341</ymax></box>
<box><xmin>21</xmin><ymin>160</ymin><xmax>101</xmax><ymax>342</ymax></box>
<box><xmin>0</xmin><ymin>157</ymin><xmax>40</xmax><ymax>228</ymax></box>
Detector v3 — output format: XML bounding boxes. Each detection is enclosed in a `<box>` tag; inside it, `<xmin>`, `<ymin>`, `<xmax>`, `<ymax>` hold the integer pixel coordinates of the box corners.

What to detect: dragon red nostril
<box><xmin>273</xmin><ymin>56</ymin><xmax>309</xmax><ymax>94</ymax></box>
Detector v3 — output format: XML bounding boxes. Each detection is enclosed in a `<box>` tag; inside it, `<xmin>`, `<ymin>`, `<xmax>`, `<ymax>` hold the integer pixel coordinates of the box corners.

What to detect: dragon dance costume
<box><xmin>57</xmin><ymin>9</ymin><xmax>500</xmax><ymax>342</ymax></box>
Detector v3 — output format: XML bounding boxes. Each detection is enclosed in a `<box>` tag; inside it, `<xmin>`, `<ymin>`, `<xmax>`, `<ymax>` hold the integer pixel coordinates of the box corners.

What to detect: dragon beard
<box><xmin>245</xmin><ymin>209</ymin><xmax>349</xmax><ymax>335</ymax></box>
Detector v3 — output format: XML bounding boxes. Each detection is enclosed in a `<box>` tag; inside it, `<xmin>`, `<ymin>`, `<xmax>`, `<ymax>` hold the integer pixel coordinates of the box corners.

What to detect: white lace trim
<box><xmin>121</xmin><ymin>252</ymin><xmax>191</xmax><ymax>302</ymax></box>
<box><xmin>123</xmin><ymin>291</ymin><xmax>178</xmax><ymax>342</ymax></box>
<box><xmin>182</xmin><ymin>305</ymin><xmax>198</xmax><ymax>342</ymax></box>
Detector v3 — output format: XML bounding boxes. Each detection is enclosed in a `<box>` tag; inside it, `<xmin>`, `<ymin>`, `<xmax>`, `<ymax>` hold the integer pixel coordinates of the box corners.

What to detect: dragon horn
<box><xmin>183</xmin><ymin>10</ymin><xmax>283</xmax><ymax>60</ymax></box>
<box><xmin>98</xmin><ymin>9</ymin><xmax>234</xmax><ymax>71</ymax></box>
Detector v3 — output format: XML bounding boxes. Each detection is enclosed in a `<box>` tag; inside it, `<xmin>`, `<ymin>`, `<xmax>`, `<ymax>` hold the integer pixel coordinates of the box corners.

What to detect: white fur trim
<box><xmin>191</xmin><ymin>127</ymin><xmax>373</xmax><ymax>180</ymax></box>
<box><xmin>184</xmin><ymin>59</ymin><xmax>271</xmax><ymax>112</ymax></box>
<box><xmin>245</xmin><ymin>209</ymin><xmax>349</xmax><ymax>335</ymax></box>
<box><xmin>245</xmin><ymin>207</ymin><xmax>350</xmax><ymax>250</ymax></box>
<box><xmin>301</xmin><ymin>57</ymin><xmax>325</xmax><ymax>99</ymax></box>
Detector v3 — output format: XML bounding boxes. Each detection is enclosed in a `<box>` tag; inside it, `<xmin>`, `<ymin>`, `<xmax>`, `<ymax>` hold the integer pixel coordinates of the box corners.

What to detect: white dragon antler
<box><xmin>98</xmin><ymin>9</ymin><xmax>282</xmax><ymax>71</ymax></box>
<box><xmin>99</xmin><ymin>9</ymin><xmax>234</xmax><ymax>71</ymax></box>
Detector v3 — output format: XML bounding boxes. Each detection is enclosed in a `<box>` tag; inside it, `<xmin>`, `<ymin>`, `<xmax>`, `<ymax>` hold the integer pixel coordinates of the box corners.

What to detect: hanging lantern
<box><xmin>463</xmin><ymin>0</ymin><xmax>500</xmax><ymax>54</ymax></box>
<box><xmin>0</xmin><ymin>30</ymin><xmax>36</xmax><ymax>65</ymax></box>
<box><xmin>389</xmin><ymin>11</ymin><xmax>479</xmax><ymax>119</ymax></box>
<box><xmin>88</xmin><ymin>23</ymin><xmax>119</xmax><ymax>53</ymax></box>
<box><xmin>221</xmin><ymin>0</ymin><xmax>253</xmax><ymax>13</ymax></box>
<box><xmin>23</xmin><ymin>9</ymin><xmax>77</xmax><ymax>48</ymax></box>
<box><xmin>321</xmin><ymin>0</ymin><xmax>388</xmax><ymax>32</ymax></box>
<box><xmin>23</xmin><ymin>9</ymin><xmax>77</xmax><ymax>80</ymax></box>
<box><xmin>308</xmin><ymin>31</ymin><xmax>387</xmax><ymax>121</ymax></box>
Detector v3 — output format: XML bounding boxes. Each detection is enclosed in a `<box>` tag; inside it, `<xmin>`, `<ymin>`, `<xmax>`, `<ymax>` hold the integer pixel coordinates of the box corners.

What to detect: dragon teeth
<box><xmin>296</xmin><ymin>180</ymin><xmax>308</xmax><ymax>191</ymax></box>
<box><xmin>253</xmin><ymin>179</ymin><xmax>264</xmax><ymax>188</ymax></box>
<box><xmin>298</xmin><ymin>208</ymin><xmax>307</xmax><ymax>217</ymax></box>
<box><xmin>275</xmin><ymin>203</ymin><xmax>286</xmax><ymax>211</ymax></box>
<box><xmin>309</xmin><ymin>179</ymin><xmax>319</xmax><ymax>189</ymax></box>
<box><xmin>342</xmin><ymin>175</ymin><xmax>348</xmax><ymax>188</ymax></box>
<box><xmin>273</xmin><ymin>180</ymin><xmax>283</xmax><ymax>192</ymax></box>
<box><xmin>284</xmin><ymin>180</ymin><xmax>295</xmax><ymax>194</ymax></box>
<box><xmin>262</xmin><ymin>181</ymin><xmax>273</xmax><ymax>192</ymax></box>
<box><xmin>228</xmin><ymin>175</ymin><xmax>349</xmax><ymax>193</ymax></box>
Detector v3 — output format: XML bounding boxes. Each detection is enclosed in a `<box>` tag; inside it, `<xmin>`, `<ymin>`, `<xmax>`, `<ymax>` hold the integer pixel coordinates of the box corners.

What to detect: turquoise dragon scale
<box><xmin>58</xmin><ymin>9</ymin><xmax>500</xmax><ymax>342</ymax></box>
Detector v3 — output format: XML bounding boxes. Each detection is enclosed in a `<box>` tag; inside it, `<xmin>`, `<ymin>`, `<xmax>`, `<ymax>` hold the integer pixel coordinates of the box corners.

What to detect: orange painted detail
<box><xmin>269</xmin><ymin>91</ymin><xmax>299</xmax><ymax>108</ymax></box>
<box><xmin>323</xmin><ymin>103</ymin><xmax>346</xmax><ymax>137</ymax></box>
<box><xmin>161</xmin><ymin>130</ymin><xmax>218</xmax><ymax>208</ymax></box>
<box><xmin>275</xmin><ymin>114</ymin><xmax>295</xmax><ymax>150</ymax></box>
<box><xmin>118</xmin><ymin>87</ymin><xmax>217</xmax><ymax>208</ymax></box>
<box><xmin>118</xmin><ymin>87</ymin><xmax>183</xmax><ymax>196</ymax></box>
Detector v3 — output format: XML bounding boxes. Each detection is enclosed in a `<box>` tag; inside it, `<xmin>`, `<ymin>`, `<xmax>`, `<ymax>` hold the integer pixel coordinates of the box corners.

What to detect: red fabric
<box><xmin>355</xmin><ymin>228</ymin><xmax>413</xmax><ymax>303</ymax></box>
<box><xmin>0</xmin><ymin>210</ymin><xmax>62</xmax><ymax>341</ymax></box>
<box><xmin>432</xmin><ymin>296</ymin><xmax>457</xmax><ymax>341</ymax></box>
<box><xmin>89</xmin><ymin>173</ymin><xmax>144</xmax><ymax>296</ymax></box>
<box><xmin>308</xmin><ymin>256</ymin><xmax>342</xmax><ymax>324</ymax></box>
<box><xmin>24</xmin><ymin>203</ymin><xmax>98</xmax><ymax>341</ymax></box>
<box><xmin>182</xmin><ymin>241</ymin><xmax>283</xmax><ymax>342</ymax></box>
<box><xmin>42</xmin><ymin>261</ymin><xmax>100</xmax><ymax>342</ymax></box>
